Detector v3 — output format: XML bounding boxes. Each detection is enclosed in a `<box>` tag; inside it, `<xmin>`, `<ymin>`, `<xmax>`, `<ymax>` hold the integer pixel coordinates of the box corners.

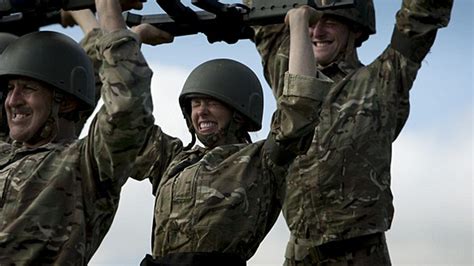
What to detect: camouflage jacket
<box><xmin>0</xmin><ymin>30</ymin><xmax>154</xmax><ymax>265</ymax></box>
<box><xmin>76</xmin><ymin>28</ymin><xmax>104</xmax><ymax>135</ymax></box>
<box><xmin>132</xmin><ymin>72</ymin><xmax>326</xmax><ymax>260</ymax></box>
<box><xmin>250</xmin><ymin>0</ymin><xmax>453</xmax><ymax>253</ymax></box>
<box><xmin>0</xmin><ymin>133</ymin><xmax>7</xmax><ymax>143</ymax></box>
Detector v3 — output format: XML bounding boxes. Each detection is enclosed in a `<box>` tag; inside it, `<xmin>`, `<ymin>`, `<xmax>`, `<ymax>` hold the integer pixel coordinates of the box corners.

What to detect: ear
<box><xmin>233</xmin><ymin>113</ymin><xmax>246</xmax><ymax>128</ymax></box>
<box><xmin>59</xmin><ymin>97</ymin><xmax>79</xmax><ymax>113</ymax></box>
<box><xmin>354</xmin><ymin>30</ymin><xmax>363</xmax><ymax>40</ymax></box>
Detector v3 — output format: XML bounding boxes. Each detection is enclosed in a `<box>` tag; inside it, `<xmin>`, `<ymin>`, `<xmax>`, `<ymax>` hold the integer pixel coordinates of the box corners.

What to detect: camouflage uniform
<box><xmin>0</xmin><ymin>30</ymin><xmax>154</xmax><ymax>265</ymax></box>
<box><xmin>75</xmin><ymin>28</ymin><xmax>104</xmax><ymax>136</ymax></box>
<box><xmin>133</xmin><ymin>71</ymin><xmax>327</xmax><ymax>263</ymax></box>
<box><xmin>249</xmin><ymin>0</ymin><xmax>453</xmax><ymax>265</ymax></box>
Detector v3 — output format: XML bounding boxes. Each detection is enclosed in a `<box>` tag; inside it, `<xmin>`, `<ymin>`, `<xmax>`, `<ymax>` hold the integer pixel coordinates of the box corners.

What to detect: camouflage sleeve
<box><xmin>252</xmin><ymin>24</ymin><xmax>289</xmax><ymax>99</ymax></box>
<box><xmin>384</xmin><ymin>0</ymin><xmax>453</xmax><ymax>138</ymax></box>
<box><xmin>80</xmin><ymin>28</ymin><xmax>103</xmax><ymax>104</ymax></box>
<box><xmin>244</xmin><ymin>0</ymin><xmax>289</xmax><ymax>99</ymax></box>
<box><xmin>85</xmin><ymin>29</ymin><xmax>154</xmax><ymax>187</ymax></box>
<box><xmin>264</xmin><ymin>72</ymin><xmax>332</xmax><ymax>166</ymax></box>
<box><xmin>130</xmin><ymin>125</ymin><xmax>184</xmax><ymax>193</ymax></box>
<box><xmin>76</xmin><ymin>28</ymin><xmax>103</xmax><ymax>134</ymax></box>
<box><xmin>391</xmin><ymin>0</ymin><xmax>453</xmax><ymax>63</ymax></box>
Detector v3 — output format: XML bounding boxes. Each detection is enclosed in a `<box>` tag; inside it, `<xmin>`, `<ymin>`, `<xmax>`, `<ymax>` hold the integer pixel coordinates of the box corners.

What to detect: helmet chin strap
<box><xmin>29</xmin><ymin>91</ymin><xmax>63</xmax><ymax>145</ymax></box>
<box><xmin>342</xmin><ymin>31</ymin><xmax>360</xmax><ymax>67</ymax></box>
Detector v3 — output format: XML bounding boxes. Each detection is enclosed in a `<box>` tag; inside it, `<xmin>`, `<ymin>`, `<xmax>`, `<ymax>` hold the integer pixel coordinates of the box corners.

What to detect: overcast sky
<box><xmin>47</xmin><ymin>0</ymin><xmax>472</xmax><ymax>265</ymax></box>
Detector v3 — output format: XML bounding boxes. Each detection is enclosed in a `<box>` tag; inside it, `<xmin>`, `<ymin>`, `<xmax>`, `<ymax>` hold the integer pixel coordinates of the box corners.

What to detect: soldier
<box><xmin>60</xmin><ymin>0</ymin><xmax>157</xmax><ymax>136</ymax></box>
<box><xmin>127</xmin><ymin>12</ymin><xmax>330</xmax><ymax>264</ymax></box>
<box><xmin>245</xmin><ymin>0</ymin><xmax>453</xmax><ymax>265</ymax></box>
<box><xmin>0</xmin><ymin>0</ymin><xmax>169</xmax><ymax>263</ymax></box>
<box><xmin>0</xmin><ymin>32</ymin><xmax>18</xmax><ymax>142</ymax></box>
<box><xmin>133</xmin><ymin>54</ymin><xmax>324</xmax><ymax>265</ymax></box>
<box><xmin>62</xmin><ymin>6</ymin><xmax>316</xmax><ymax>265</ymax></box>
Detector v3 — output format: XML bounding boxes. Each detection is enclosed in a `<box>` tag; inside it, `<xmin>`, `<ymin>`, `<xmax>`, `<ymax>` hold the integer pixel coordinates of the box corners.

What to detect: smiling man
<box><xmin>309</xmin><ymin>16</ymin><xmax>356</xmax><ymax>66</ymax></box>
<box><xmin>5</xmin><ymin>78</ymin><xmax>58</xmax><ymax>146</ymax></box>
<box><xmin>0</xmin><ymin>0</ymin><xmax>159</xmax><ymax>263</ymax></box>
<box><xmin>246</xmin><ymin>0</ymin><xmax>454</xmax><ymax>265</ymax></box>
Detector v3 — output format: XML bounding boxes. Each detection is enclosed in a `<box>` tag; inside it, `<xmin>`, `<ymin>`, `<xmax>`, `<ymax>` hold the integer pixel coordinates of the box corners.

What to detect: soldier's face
<box><xmin>5</xmin><ymin>78</ymin><xmax>53</xmax><ymax>145</ymax></box>
<box><xmin>190</xmin><ymin>97</ymin><xmax>233</xmax><ymax>137</ymax></box>
<box><xmin>309</xmin><ymin>16</ymin><xmax>351</xmax><ymax>66</ymax></box>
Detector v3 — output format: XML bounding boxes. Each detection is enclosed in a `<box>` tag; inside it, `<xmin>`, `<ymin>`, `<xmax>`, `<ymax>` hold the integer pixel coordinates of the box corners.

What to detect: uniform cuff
<box><xmin>283</xmin><ymin>72</ymin><xmax>332</xmax><ymax>102</ymax></box>
<box><xmin>96</xmin><ymin>29</ymin><xmax>141</xmax><ymax>66</ymax></box>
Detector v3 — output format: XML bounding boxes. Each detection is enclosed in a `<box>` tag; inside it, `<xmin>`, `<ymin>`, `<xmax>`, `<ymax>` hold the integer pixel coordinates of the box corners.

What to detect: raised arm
<box><xmin>264</xmin><ymin>6</ymin><xmax>331</xmax><ymax>166</ymax></box>
<box><xmin>384</xmin><ymin>0</ymin><xmax>453</xmax><ymax>138</ymax></box>
<box><xmin>391</xmin><ymin>0</ymin><xmax>453</xmax><ymax>63</ymax></box>
<box><xmin>243</xmin><ymin>0</ymin><xmax>289</xmax><ymax>99</ymax></box>
<box><xmin>286</xmin><ymin>6</ymin><xmax>318</xmax><ymax>77</ymax></box>
<box><xmin>96</xmin><ymin>0</ymin><xmax>127</xmax><ymax>32</ymax></box>
<box><xmin>64</xmin><ymin>6</ymin><xmax>173</xmax><ymax>136</ymax></box>
<box><xmin>62</xmin><ymin>9</ymin><xmax>103</xmax><ymax>135</ymax></box>
<box><xmin>82</xmin><ymin>0</ymin><xmax>154</xmax><ymax>186</ymax></box>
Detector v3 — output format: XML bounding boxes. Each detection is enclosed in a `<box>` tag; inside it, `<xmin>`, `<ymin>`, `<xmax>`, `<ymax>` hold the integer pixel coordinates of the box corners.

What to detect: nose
<box><xmin>310</xmin><ymin>21</ymin><xmax>325</xmax><ymax>38</ymax></box>
<box><xmin>5</xmin><ymin>86</ymin><xmax>25</xmax><ymax>107</ymax></box>
<box><xmin>195</xmin><ymin>102</ymin><xmax>210</xmax><ymax>115</ymax></box>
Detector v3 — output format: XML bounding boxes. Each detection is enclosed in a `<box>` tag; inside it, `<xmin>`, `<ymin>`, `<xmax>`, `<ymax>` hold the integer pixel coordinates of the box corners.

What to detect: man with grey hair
<box><xmin>0</xmin><ymin>0</ymin><xmax>170</xmax><ymax>263</ymax></box>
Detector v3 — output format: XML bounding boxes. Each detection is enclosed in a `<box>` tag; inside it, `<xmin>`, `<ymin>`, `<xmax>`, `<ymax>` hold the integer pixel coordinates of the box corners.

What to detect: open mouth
<box><xmin>11</xmin><ymin>110</ymin><xmax>32</xmax><ymax>123</ymax></box>
<box><xmin>313</xmin><ymin>40</ymin><xmax>332</xmax><ymax>47</ymax></box>
<box><xmin>198</xmin><ymin>121</ymin><xmax>217</xmax><ymax>133</ymax></box>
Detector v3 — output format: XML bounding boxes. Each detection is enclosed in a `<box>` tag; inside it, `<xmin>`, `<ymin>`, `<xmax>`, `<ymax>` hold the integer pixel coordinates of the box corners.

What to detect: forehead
<box><xmin>4</xmin><ymin>77</ymin><xmax>54</xmax><ymax>99</ymax></box>
<box><xmin>7</xmin><ymin>77</ymin><xmax>53</xmax><ymax>91</ymax></box>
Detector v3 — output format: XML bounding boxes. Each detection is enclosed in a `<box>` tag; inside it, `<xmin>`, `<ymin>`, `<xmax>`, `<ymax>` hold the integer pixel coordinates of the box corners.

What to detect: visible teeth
<box><xmin>13</xmin><ymin>113</ymin><xmax>29</xmax><ymax>120</ymax></box>
<box><xmin>315</xmin><ymin>41</ymin><xmax>330</xmax><ymax>47</ymax></box>
<box><xmin>200</xmin><ymin>122</ymin><xmax>215</xmax><ymax>130</ymax></box>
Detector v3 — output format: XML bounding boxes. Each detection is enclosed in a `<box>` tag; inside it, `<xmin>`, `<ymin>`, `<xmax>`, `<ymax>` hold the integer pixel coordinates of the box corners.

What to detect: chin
<box><xmin>9</xmin><ymin>131</ymin><xmax>29</xmax><ymax>143</ymax></box>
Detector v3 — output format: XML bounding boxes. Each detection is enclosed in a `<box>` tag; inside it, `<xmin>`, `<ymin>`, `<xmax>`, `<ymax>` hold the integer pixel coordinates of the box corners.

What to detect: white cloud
<box><xmin>148</xmin><ymin>63</ymin><xmax>192</xmax><ymax>143</ymax></box>
<box><xmin>248</xmin><ymin>215</ymin><xmax>289</xmax><ymax>265</ymax></box>
<box><xmin>79</xmin><ymin>62</ymin><xmax>191</xmax><ymax>141</ymax></box>
<box><xmin>388</xmin><ymin>110</ymin><xmax>473</xmax><ymax>265</ymax></box>
<box><xmin>89</xmin><ymin>180</ymin><xmax>155</xmax><ymax>265</ymax></box>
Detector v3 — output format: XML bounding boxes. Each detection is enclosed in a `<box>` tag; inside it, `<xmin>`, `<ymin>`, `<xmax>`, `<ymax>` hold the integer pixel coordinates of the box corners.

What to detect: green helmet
<box><xmin>0</xmin><ymin>33</ymin><xmax>18</xmax><ymax>54</ymax></box>
<box><xmin>0</xmin><ymin>31</ymin><xmax>95</xmax><ymax>110</ymax></box>
<box><xmin>317</xmin><ymin>0</ymin><xmax>376</xmax><ymax>46</ymax></box>
<box><xmin>179</xmin><ymin>58</ymin><xmax>263</xmax><ymax>132</ymax></box>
